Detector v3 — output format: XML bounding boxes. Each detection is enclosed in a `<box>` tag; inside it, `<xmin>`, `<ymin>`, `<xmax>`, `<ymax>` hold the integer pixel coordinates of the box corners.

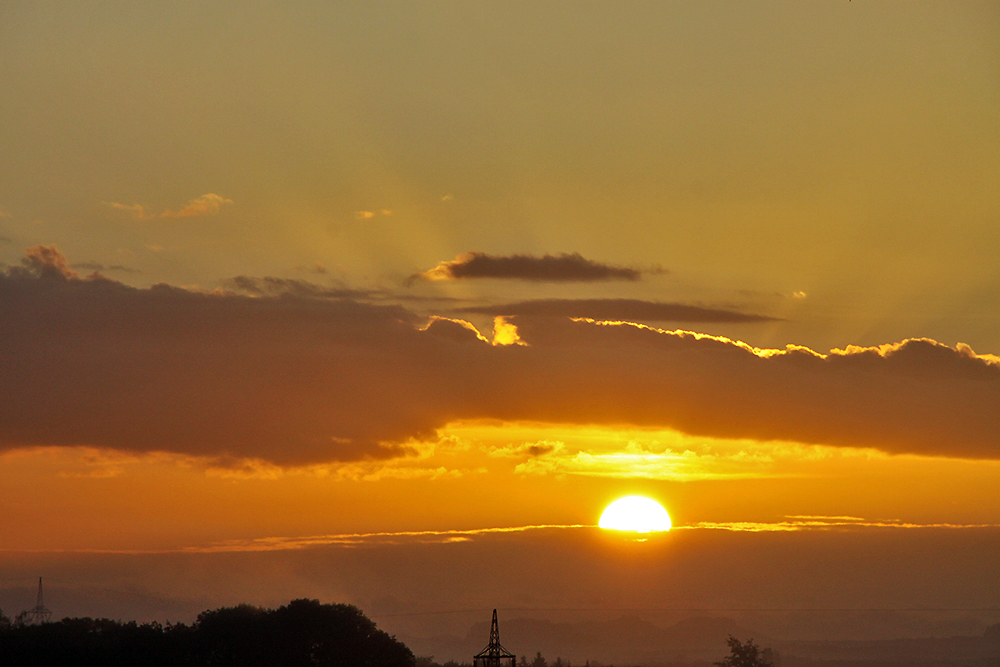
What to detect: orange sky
<box><xmin>1</xmin><ymin>0</ymin><xmax>998</xmax><ymax>646</ymax></box>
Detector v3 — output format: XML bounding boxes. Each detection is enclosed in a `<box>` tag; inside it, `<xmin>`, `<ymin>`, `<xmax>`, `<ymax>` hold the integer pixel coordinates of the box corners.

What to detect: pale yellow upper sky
<box><xmin>1</xmin><ymin>1</ymin><xmax>997</xmax><ymax>354</ymax></box>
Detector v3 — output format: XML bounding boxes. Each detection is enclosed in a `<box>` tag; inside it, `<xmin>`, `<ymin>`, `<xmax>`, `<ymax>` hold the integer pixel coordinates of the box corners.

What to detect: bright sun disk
<box><xmin>599</xmin><ymin>496</ymin><xmax>671</xmax><ymax>533</ymax></box>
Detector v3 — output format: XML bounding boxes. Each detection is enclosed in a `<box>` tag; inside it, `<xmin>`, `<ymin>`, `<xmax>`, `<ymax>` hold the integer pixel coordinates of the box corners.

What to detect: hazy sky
<box><xmin>1</xmin><ymin>1</ymin><xmax>998</xmax><ymax>650</ymax></box>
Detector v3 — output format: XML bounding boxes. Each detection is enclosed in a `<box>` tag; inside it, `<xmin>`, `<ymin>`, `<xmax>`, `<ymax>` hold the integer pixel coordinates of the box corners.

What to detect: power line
<box><xmin>370</xmin><ymin>606</ymin><xmax>1000</xmax><ymax>618</ymax></box>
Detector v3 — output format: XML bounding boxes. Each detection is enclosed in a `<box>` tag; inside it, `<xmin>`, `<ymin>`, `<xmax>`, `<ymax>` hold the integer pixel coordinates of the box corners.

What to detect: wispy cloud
<box><xmin>107</xmin><ymin>202</ymin><xmax>151</xmax><ymax>220</ymax></box>
<box><xmin>678</xmin><ymin>518</ymin><xmax>1000</xmax><ymax>532</ymax></box>
<box><xmin>72</xmin><ymin>262</ymin><xmax>141</xmax><ymax>274</ymax></box>
<box><xmin>224</xmin><ymin>275</ymin><xmax>375</xmax><ymax>300</ymax></box>
<box><xmin>3</xmin><ymin>519</ymin><xmax>997</xmax><ymax>556</ymax></box>
<box><xmin>161</xmin><ymin>193</ymin><xmax>233</xmax><ymax>218</ymax></box>
<box><xmin>488</xmin><ymin>440</ymin><xmax>563</xmax><ymax>458</ymax></box>
<box><xmin>511</xmin><ymin>440</ymin><xmax>807</xmax><ymax>481</ymax></box>
<box><xmin>457</xmin><ymin>298</ymin><xmax>776</xmax><ymax>323</ymax></box>
<box><xmin>416</xmin><ymin>252</ymin><xmax>644</xmax><ymax>282</ymax></box>
<box><xmin>355</xmin><ymin>209</ymin><xmax>392</xmax><ymax>220</ymax></box>
<box><xmin>182</xmin><ymin>524</ymin><xmax>594</xmax><ymax>553</ymax></box>
<box><xmin>106</xmin><ymin>194</ymin><xmax>232</xmax><ymax>220</ymax></box>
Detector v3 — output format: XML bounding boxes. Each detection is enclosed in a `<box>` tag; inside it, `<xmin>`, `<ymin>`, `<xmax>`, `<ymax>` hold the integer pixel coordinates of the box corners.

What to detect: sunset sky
<box><xmin>1</xmin><ymin>1</ymin><xmax>999</xmax><ymax>653</ymax></box>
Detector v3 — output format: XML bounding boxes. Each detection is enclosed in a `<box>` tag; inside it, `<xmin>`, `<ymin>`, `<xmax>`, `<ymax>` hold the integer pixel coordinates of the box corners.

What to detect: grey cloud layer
<box><xmin>417</xmin><ymin>252</ymin><xmax>642</xmax><ymax>282</ymax></box>
<box><xmin>456</xmin><ymin>298</ymin><xmax>776</xmax><ymax>323</ymax></box>
<box><xmin>2</xmin><ymin>248</ymin><xmax>998</xmax><ymax>464</ymax></box>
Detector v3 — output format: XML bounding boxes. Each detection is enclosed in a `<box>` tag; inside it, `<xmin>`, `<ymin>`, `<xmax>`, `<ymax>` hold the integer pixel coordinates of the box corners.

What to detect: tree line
<box><xmin>1</xmin><ymin>598</ymin><xmax>785</xmax><ymax>667</ymax></box>
<box><xmin>0</xmin><ymin>598</ymin><xmax>414</xmax><ymax>667</ymax></box>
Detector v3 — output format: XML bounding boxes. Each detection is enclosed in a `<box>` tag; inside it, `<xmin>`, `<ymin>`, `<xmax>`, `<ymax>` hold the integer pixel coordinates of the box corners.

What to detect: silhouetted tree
<box><xmin>715</xmin><ymin>635</ymin><xmax>773</xmax><ymax>667</ymax></box>
<box><xmin>531</xmin><ymin>651</ymin><xmax>547</xmax><ymax>667</ymax></box>
<box><xmin>193</xmin><ymin>598</ymin><xmax>413</xmax><ymax>667</ymax></box>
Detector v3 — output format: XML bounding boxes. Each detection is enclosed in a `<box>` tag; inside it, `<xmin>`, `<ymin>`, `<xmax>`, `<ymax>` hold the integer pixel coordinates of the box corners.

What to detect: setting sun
<box><xmin>598</xmin><ymin>496</ymin><xmax>672</xmax><ymax>533</ymax></box>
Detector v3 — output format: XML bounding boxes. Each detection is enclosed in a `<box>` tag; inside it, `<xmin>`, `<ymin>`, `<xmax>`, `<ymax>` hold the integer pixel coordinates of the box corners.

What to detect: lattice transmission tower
<box><xmin>473</xmin><ymin>609</ymin><xmax>516</xmax><ymax>667</ymax></box>
<box><xmin>17</xmin><ymin>577</ymin><xmax>52</xmax><ymax>625</ymax></box>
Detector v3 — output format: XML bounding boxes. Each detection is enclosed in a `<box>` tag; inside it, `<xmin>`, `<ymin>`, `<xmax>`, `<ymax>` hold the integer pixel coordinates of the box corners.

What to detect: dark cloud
<box><xmin>416</xmin><ymin>252</ymin><xmax>643</xmax><ymax>282</ymax></box>
<box><xmin>456</xmin><ymin>298</ymin><xmax>777</xmax><ymax>323</ymax></box>
<box><xmin>2</xmin><ymin>246</ymin><xmax>999</xmax><ymax>465</ymax></box>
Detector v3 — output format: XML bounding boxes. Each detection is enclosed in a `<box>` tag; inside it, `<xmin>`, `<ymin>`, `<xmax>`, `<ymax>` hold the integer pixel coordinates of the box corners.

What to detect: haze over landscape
<box><xmin>1</xmin><ymin>2</ymin><xmax>999</xmax><ymax>664</ymax></box>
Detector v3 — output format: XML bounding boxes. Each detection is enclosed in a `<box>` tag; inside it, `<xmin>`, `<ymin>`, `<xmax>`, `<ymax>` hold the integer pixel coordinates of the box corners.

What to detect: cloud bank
<box><xmin>417</xmin><ymin>252</ymin><xmax>642</xmax><ymax>282</ymax></box>
<box><xmin>2</xmin><ymin>247</ymin><xmax>999</xmax><ymax>465</ymax></box>
<box><xmin>457</xmin><ymin>298</ymin><xmax>776</xmax><ymax>323</ymax></box>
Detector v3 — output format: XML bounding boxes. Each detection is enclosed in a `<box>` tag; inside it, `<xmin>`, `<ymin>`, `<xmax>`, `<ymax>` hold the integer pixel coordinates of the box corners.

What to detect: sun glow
<box><xmin>598</xmin><ymin>496</ymin><xmax>671</xmax><ymax>533</ymax></box>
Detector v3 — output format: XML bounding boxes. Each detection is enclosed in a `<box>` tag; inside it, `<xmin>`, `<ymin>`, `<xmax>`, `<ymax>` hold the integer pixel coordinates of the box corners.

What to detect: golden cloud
<box><xmin>161</xmin><ymin>193</ymin><xmax>233</xmax><ymax>218</ymax></box>
<box><xmin>106</xmin><ymin>194</ymin><xmax>232</xmax><ymax>220</ymax></box>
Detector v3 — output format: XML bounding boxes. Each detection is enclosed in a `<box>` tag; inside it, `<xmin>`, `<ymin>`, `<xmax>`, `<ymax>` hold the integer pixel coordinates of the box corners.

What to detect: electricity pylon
<box><xmin>473</xmin><ymin>609</ymin><xmax>516</xmax><ymax>667</ymax></box>
<box><xmin>17</xmin><ymin>577</ymin><xmax>52</xmax><ymax>625</ymax></box>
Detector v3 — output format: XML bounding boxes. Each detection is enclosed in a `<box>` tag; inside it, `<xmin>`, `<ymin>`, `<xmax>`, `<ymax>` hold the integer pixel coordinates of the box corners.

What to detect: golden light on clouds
<box><xmin>491</xmin><ymin>316</ymin><xmax>526</xmax><ymax>346</ymax></box>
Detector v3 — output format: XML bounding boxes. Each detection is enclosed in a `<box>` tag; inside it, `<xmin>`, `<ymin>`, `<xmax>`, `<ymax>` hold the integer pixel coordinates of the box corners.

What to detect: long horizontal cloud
<box><xmin>416</xmin><ymin>252</ymin><xmax>642</xmax><ymax>282</ymax></box>
<box><xmin>2</xmin><ymin>246</ymin><xmax>999</xmax><ymax>465</ymax></box>
<box><xmin>73</xmin><ymin>262</ymin><xmax>141</xmax><ymax>274</ymax></box>
<box><xmin>225</xmin><ymin>275</ymin><xmax>375</xmax><ymax>300</ymax></box>
<box><xmin>456</xmin><ymin>298</ymin><xmax>776</xmax><ymax>323</ymax></box>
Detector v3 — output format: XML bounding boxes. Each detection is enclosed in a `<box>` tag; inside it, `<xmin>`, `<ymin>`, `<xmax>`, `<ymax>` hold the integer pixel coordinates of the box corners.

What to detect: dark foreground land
<box><xmin>2</xmin><ymin>601</ymin><xmax>999</xmax><ymax>667</ymax></box>
<box><xmin>0</xmin><ymin>599</ymin><xmax>414</xmax><ymax>667</ymax></box>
